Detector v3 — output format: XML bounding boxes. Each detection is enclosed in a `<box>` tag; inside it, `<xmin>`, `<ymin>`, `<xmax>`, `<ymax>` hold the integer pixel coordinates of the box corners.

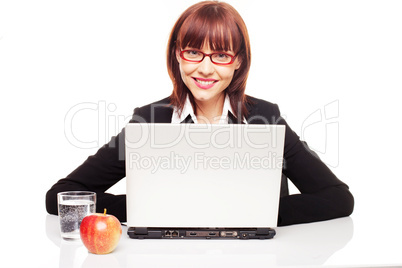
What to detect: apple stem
<box><xmin>104</xmin><ymin>208</ymin><xmax>107</xmax><ymax>215</ymax></box>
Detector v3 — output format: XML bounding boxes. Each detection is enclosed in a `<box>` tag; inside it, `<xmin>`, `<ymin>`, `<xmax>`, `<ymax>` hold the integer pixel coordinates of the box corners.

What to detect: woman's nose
<box><xmin>197</xmin><ymin>56</ymin><xmax>215</xmax><ymax>76</ymax></box>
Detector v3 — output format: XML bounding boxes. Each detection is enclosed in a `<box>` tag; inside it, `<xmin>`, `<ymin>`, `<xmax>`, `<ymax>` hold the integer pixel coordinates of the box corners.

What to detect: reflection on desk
<box><xmin>46</xmin><ymin>215</ymin><xmax>354</xmax><ymax>267</ymax></box>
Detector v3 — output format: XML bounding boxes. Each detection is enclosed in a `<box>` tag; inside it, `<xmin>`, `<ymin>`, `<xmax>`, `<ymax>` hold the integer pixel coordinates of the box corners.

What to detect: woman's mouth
<box><xmin>192</xmin><ymin>77</ymin><xmax>218</xmax><ymax>89</ymax></box>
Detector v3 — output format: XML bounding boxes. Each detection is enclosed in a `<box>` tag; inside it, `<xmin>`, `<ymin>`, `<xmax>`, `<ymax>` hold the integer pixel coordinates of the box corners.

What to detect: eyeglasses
<box><xmin>179</xmin><ymin>49</ymin><xmax>237</xmax><ymax>65</ymax></box>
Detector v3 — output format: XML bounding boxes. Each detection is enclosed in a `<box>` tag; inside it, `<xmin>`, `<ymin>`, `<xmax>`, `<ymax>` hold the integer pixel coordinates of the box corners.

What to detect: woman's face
<box><xmin>176</xmin><ymin>44</ymin><xmax>241</xmax><ymax>108</ymax></box>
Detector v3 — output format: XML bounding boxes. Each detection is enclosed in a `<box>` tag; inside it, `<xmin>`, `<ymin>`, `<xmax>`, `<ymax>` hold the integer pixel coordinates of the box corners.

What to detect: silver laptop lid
<box><xmin>125</xmin><ymin>123</ymin><xmax>285</xmax><ymax>228</ymax></box>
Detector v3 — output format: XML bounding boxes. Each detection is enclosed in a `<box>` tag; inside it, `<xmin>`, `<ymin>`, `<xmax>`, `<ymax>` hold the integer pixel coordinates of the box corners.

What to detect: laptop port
<box><xmin>185</xmin><ymin>231</ymin><xmax>220</xmax><ymax>237</ymax></box>
<box><xmin>220</xmin><ymin>231</ymin><xmax>238</xmax><ymax>237</ymax></box>
<box><xmin>164</xmin><ymin>230</ymin><xmax>179</xmax><ymax>237</ymax></box>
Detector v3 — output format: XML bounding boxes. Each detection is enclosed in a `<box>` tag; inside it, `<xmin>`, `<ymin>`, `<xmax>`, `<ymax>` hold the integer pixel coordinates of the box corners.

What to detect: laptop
<box><xmin>125</xmin><ymin>123</ymin><xmax>285</xmax><ymax>239</ymax></box>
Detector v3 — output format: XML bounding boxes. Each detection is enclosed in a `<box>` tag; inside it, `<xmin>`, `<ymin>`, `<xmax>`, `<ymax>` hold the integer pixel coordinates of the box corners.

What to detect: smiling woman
<box><xmin>46</xmin><ymin>1</ymin><xmax>354</xmax><ymax>226</ymax></box>
<box><xmin>167</xmin><ymin>1</ymin><xmax>250</xmax><ymax>123</ymax></box>
<box><xmin>176</xmin><ymin>43</ymin><xmax>241</xmax><ymax>124</ymax></box>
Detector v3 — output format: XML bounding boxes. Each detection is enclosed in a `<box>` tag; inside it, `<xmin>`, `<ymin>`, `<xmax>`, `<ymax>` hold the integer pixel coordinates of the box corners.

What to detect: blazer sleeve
<box><xmin>273</xmin><ymin>104</ymin><xmax>354</xmax><ymax>226</ymax></box>
<box><xmin>45</xmin><ymin>97</ymin><xmax>171</xmax><ymax>222</ymax></box>
<box><xmin>45</xmin><ymin>107</ymin><xmax>146</xmax><ymax>222</ymax></box>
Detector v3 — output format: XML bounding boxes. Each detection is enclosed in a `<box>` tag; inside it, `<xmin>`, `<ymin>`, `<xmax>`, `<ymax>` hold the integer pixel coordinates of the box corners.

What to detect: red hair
<box><xmin>167</xmin><ymin>1</ymin><xmax>251</xmax><ymax>119</ymax></box>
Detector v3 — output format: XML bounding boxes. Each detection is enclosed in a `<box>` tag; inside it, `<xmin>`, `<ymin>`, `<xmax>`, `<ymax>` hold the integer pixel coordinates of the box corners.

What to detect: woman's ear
<box><xmin>235</xmin><ymin>59</ymin><xmax>241</xmax><ymax>70</ymax></box>
<box><xmin>176</xmin><ymin>48</ymin><xmax>181</xmax><ymax>63</ymax></box>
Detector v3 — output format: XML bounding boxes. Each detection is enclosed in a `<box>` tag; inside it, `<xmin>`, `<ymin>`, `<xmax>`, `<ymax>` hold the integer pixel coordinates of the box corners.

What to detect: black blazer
<box><xmin>46</xmin><ymin>96</ymin><xmax>354</xmax><ymax>226</ymax></box>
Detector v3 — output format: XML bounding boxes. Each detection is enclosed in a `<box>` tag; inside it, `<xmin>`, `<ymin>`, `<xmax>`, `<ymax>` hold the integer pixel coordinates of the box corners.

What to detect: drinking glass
<box><xmin>57</xmin><ymin>191</ymin><xmax>96</xmax><ymax>240</ymax></box>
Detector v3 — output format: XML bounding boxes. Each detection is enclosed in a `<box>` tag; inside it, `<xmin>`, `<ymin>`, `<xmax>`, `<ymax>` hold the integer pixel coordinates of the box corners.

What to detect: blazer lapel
<box><xmin>180</xmin><ymin>114</ymin><xmax>194</xmax><ymax>124</ymax></box>
<box><xmin>228</xmin><ymin>111</ymin><xmax>244</xmax><ymax>124</ymax></box>
<box><xmin>156</xmin><ymin>106</ymin><xmax>174</xmax><ymax>123</ymax></box>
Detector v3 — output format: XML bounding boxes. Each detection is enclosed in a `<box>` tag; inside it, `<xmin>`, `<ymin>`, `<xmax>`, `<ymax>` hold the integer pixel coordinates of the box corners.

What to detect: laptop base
<box><xmin>128</xmin><ymin>227</ymin><xmax>276</xmax><ymax>239</ymax></box>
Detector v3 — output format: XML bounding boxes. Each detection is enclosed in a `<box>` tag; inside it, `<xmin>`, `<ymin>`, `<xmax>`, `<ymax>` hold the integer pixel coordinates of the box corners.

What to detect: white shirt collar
<box><xmin>171</xmin><ymin>94</ymin><xmax>197</xmax><ymax>123</ymax></box>
<box><xmin>171</xmin><ymin>94</ymin><xmax>246</xmax><ymax>124</ymax></box>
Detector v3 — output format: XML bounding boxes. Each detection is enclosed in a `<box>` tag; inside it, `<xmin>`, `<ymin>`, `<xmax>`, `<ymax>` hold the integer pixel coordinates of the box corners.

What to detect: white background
<box><xmin>1</xmin><ymin>0</ymin><xmax>402</xmax><ymax>267</ymax></box>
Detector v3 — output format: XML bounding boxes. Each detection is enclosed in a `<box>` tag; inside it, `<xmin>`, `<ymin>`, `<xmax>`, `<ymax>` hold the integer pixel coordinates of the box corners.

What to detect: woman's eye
<box><xmin>212</xmin><ymin>53</ymin><xmax>232</xmax><ymax>63</ymax></box>
<box><xmin>186</xmin><ymin>50</ymin><xmax>201</xmax><ymax>57</ymax></box>
<box><xmin>216</xmin><ymin>53</ymin><xmax>229</xmax><ymax>59</ymax></box>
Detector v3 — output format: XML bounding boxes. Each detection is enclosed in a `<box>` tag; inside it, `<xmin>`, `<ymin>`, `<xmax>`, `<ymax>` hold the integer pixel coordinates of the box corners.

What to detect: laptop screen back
<box><xmin>125</xmin><ymin>123</ymin><xmax>285</xmax><ymax>228</ymax></box>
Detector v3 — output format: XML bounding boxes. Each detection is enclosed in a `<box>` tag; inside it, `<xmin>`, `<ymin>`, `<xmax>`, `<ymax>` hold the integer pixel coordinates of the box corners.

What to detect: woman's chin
<box><xmin>190</xmin><ymin>90</ymin><xmax>225</xmax><ymax>105</ymax></box>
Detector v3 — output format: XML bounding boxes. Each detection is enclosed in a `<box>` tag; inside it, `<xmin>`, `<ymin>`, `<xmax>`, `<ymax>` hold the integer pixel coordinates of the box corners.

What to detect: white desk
<box><xmin>10</xmin><ymin>214</ymin><xmax>397</xmax><ymax>268</ymax></box>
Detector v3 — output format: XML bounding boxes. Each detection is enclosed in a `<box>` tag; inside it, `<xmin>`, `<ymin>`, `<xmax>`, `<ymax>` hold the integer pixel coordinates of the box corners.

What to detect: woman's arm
<box><xmin>45</xmin><ymin>100</ymin><xmax>170</xmax><ymax>222</ymax></box>
<box><xmin>273</xmin><ymin>104</ymin><xmax>354</xmax><ymax>226</ymax></box>
<box><xmin>45</xmin><ymin>131</ymin><xmax>128</xmax><ymax>221</ymax></box>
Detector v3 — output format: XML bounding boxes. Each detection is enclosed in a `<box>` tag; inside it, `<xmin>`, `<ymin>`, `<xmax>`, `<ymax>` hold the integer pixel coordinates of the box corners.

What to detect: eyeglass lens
<box><xmin>182</xmin><ymin>50</ymin><xmax>233</xmax><ymax>64</ymax></box>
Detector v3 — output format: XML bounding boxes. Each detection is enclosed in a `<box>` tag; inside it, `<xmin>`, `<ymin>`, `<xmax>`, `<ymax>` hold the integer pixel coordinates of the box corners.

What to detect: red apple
<box><xmin>80</xmin><ymin>209</ymin><xmax>122</xmax><ymax>254</ymax></box>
